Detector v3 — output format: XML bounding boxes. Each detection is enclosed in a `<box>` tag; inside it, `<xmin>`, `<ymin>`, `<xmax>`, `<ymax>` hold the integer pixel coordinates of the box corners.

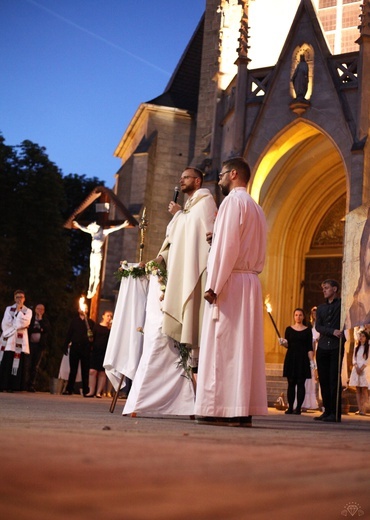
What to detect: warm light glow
<box><xmin>217</xmin><ymin>2</ymin><xmax>241</xmax><ymax>90</ymax></box>
<box><xmin>251</xmin><ymin>122</ymin><xmax>320</xmax><ymax>203</ymax></box>
<box><xmin>248</xmin><ymin>0</ymin><xmax>302</xmax><ymax>68</ymax></box>
<box><xmin>264</xmin><ymin>294</ymin><xmax>281</xmax><ymax>338</ymax></box>
<box><xmin>264</xmin><ymin>295</ymin><xmax>272</xmax><ymax>313</ymax></box>
<box><xmin>79</xmin><ymin>296</ymin><xmax>87</xmax><ymax>314</ymax></box>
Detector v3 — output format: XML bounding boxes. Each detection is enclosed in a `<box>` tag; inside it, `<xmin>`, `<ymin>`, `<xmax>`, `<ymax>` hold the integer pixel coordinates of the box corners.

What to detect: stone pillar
<box><xmin>353</xmin><ymin>1</ymin><xmax>370</xmax><ymax>207</ymax></box>
<box><xmin>232</xmin><ymin>1</ymin><xmax>250</xmax><ymax>155</ymax></box>
<box><xmin>193</xmin><ymin>0</ymin><xmax>243</xmax><ymax>170</ymax></box>
<box><xmin>192</xmin><ymin>0</ymin><xmax>222</xmax><ymax>166</ymax></box>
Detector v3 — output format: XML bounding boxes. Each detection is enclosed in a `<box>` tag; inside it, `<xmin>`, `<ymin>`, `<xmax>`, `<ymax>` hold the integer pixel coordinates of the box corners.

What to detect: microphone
<box><xmin>173</xmin><ymin>186</ymin><xmax>179</xmax><ymax>204</ymax></box>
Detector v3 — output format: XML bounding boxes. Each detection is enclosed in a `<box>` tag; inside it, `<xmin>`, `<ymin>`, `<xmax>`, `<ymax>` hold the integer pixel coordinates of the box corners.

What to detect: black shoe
<box><xmin>323</xmin><ymin>414</ymin><xmax>340</xmax><ymax>423</ymax></box>
<box><xmin>314</xmin><ymin>412</ymin><xmax>329</xmax><ymax>421</ymax></box>
<box><xmin>196</xmin><ymin>416</ymin><xmax>240</xmax><ymax>427</ymax></box>
<box><xmin>62</xmin><ymin>390</ymin><xmax>72</xmax><ymax>395</ymax></box>
<box><xmin>27</xmin><ymin>387</ymin><xmax>36</xmax><ymax>393</ymax></box>
<box><xmin>285</xmin><ymin>409</ymin><xmax>293</xmax><ymax>414</ymax></box>
<box><xmin>236</xmin><ymin>416</ymin><xmax>252</xmax><ymax>427</ymax></box>
<box><xmin>293</xmin><ymin>409</ymin><xmax>301</xmax><ymax>415</ymax></box>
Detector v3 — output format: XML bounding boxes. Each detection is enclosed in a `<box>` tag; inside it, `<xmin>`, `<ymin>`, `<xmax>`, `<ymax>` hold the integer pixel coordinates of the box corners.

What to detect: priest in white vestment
<box><xmin>159</xmin><ymin>168</ymin><xmax>217</xmax><ymax>368</ymax></box>
<box><xmin>123</xmin><ymin>168</ymin><xmax>217</xmax><ymax>416</ymax></box>
<box><xmin>194</xmin><ymin>157</ymin><xmax>268</xmax><ymax>427</ymax></box>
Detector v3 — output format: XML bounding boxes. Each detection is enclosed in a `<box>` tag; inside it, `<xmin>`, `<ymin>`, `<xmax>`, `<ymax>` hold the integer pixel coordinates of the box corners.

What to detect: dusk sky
<box><xmin>1</xmin><ymin>0</ymin><xmax>205</xmax><ymax>187</ymax></box>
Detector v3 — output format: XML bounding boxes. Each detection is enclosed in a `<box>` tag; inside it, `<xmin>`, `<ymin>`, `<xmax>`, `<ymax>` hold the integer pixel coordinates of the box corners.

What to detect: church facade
<box><xmin>101</xmin><ymin>0</ymin><xmax>370</xmax><ymax>363</ymax></box>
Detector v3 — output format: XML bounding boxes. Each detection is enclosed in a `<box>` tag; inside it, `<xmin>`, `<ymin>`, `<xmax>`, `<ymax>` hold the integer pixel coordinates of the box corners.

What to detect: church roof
<box><xmin>146</xmin><ymin>14</ymin><xmax>204</xmax><ymax>113</ymax></box>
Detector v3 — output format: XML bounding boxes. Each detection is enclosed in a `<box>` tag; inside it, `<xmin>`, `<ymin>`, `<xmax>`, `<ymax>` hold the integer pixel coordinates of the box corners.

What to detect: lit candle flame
<box><xmin>264</xmin><ymin>295</ymin><xmax>272</xmax><ymax>313</ymax></box>
<box><xmin>79</xmin><ymin>296</ymin><xmax>87</xmax><ymax>314</ymax></box>
<box><xmin>264</xmin><ymin>294</ymin><xmax>281</xmax><ymax>338</ymax></box>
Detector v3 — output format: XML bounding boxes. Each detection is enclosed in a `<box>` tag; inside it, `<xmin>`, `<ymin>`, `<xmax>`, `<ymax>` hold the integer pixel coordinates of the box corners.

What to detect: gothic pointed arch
<box><xmin>250</xmin><ymin>120</ymin><xmax>347</xmax><ymax>362</ymax></box>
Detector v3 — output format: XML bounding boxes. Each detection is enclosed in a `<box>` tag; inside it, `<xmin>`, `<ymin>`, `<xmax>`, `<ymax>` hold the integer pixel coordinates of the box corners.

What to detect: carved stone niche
<box><xmin>289</xmin><ymin>44</ymin><xmax>314</xmax><ymax>116</ymax></box>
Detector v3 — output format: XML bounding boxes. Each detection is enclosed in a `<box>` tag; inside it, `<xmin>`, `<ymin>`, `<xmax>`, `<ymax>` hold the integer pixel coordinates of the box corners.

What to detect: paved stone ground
<box><xmin>0</xmin><ymin>392</ymin><xmax>369</xmax><ymax>520</ymax></box>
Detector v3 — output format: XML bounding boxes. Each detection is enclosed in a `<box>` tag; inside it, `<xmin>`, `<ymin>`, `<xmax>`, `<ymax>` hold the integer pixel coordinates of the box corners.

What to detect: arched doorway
<box><xmin>250</xmin><ymin>121</ymin><xmax>347</xmax><ymax>362</ymax></box>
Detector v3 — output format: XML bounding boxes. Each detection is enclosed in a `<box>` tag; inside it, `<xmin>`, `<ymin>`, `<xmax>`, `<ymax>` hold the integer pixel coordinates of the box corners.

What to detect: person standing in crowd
<box><xmin>300</xmin><ymin>306</ymin><xmax>319</xmax><ymax>411</ymax></box>
<box><xmin>194</xmin><ymin>157</ymin><xmax>267</xmax><ymax>427</ymax></box>
<box><xmin>348</xmin><ymin>329</ymin><xmax>369</xmax><ymax>416</ymax></box>
<box><xmin>314</xmin><ymin>279</ymin><xmax>343</xmax><ymax>422</ymax></box>
<box><xmin>279</xmin><ymin>308</ymin><xmax>314</xmax><ymax>415</ymax></box>
<box><xmin>0</xmin><ymin>290</ymin><xmax>32</xmax><ymax>392</ymax></box>
<box><xmin>310</xmin><ymin>306</ymin><xmax>320</xmax><ymax>348</ymax></box>
<box><xmin>123</xmin><ymin>167</ymin><xmax>217</xmax><ymax>417</ymax></box>
<box><xmin>62</xmin><ymin>305</ymin><xmax>95</xmax><ymax>397</ymax></box>
<box><xmin>85</xmin><ymin>310</ymin><xmax>113</xmax><ymax>398</ymax></box>
<box><xmin>25</xmin><ymin>303</ymin><xmax>51</xmax><ymax>392</ymax></box>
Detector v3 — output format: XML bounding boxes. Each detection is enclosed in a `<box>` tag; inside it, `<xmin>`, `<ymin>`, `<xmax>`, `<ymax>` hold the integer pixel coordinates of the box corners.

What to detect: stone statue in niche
<box><xmin>291</xmin><ymin>54</ymin><xmax>309</xmax><ymax>100</ymax></box>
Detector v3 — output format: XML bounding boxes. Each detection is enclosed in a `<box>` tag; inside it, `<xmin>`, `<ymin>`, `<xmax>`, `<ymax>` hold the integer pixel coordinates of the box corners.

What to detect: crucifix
<box><xmin>64</xmin><ymin>186</ymin><xmax>138</xmax><ymax>321</ymax></box>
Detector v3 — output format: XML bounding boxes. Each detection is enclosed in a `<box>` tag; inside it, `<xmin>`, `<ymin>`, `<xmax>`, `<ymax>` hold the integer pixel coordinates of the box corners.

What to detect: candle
<box><xmin>79</xmin><ymin>296</ymin><xmax>93</xmax><ymax>342</ymax></box>
<box><xmin>264</xmin><ymin>296</ymin><xmax>282</xmax><ymax>338</ymax></box>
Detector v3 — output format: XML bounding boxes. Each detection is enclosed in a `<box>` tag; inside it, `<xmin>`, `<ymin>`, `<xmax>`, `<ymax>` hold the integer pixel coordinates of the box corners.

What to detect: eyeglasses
<box><xmin>180</xmin><ymin>176</ymin><xmax>198</xmax><ymax>181</ymax></box>
<box><xmin>219</xmin><ymin>169</ymin><xmax>232</xmax><ymax>179</ymax></box>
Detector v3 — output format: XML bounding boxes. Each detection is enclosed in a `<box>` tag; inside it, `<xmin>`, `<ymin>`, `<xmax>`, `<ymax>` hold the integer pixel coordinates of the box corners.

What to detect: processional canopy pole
<box><xmin>139</xmin><ymin>207</ymin><xmax>148</xmax><ymax>262</ymax></box>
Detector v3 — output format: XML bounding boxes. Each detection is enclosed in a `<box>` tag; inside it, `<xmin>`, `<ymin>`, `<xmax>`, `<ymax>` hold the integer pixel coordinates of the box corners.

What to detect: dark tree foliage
<box><xmin>0</xmin><ymin>137</ymin><xmax>18</xmax><ymax>298</ymax></box>
<box><xmin>0</xmin><ymin>135</ymin><xmax>105</xmax><ymax>389</ymax></box>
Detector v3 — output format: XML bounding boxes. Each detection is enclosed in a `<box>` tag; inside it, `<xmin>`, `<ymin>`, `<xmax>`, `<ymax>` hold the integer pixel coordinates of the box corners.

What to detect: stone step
<box><xmin>265</xmin><ymin>368</ymin><xmax>359</xmax><ymax>412</ymax></box>
<box><xmin>265</xmin><ymin>363</ymin><xmax>286</xmax><ymax>406</ymax></box>
<box><xmin>267</xmin><ymin>375</ymin><xmax>285</xmax><ymax>381</ymax></box>
<box><xmin>265</xmin><ymin>363</ymin><xmax>284</xmax><ymax>377</ymax></box>
<box><xmin>266</xmin><ymin>363</ymin><xmax>284</xmax><ymax>370</ymax></box>
<box><xmin>267</xmin><ymin>381</ymin><xmax>286</xmax><ymax>388</ymax></box>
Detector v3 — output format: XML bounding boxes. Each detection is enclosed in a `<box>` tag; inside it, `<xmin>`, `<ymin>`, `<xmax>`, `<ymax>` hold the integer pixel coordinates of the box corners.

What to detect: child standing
<box><xmin>349</xmin><ymin>330</ymin><xmax>370</xmax><ymax>416</ymax></box>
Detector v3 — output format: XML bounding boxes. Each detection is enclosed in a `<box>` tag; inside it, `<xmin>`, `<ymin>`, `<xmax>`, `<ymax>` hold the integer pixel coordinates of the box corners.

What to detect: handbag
<box><xmin>274</xmin><ymin>392</ymin><xmax>288</xmax><ymax>411</ymax></box>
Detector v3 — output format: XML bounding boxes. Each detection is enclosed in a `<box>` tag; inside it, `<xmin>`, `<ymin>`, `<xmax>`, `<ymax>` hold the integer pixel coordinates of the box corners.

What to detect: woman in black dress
<box><xmin>86</xmin><ymin>310</ymin><xmax>113</xmax><ymax>397</ymax></box>
<box><xmin>279</xmin><ymin>308</ymin><xmax>314</xmax><ymax>415</ymax></box>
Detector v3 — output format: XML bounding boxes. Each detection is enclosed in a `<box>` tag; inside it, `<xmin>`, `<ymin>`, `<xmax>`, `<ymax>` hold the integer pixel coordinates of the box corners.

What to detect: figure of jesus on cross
<box><xmin>73</xmin><ymin>220</ymin><xmax>129</xmax><ymax>299</ymax></box>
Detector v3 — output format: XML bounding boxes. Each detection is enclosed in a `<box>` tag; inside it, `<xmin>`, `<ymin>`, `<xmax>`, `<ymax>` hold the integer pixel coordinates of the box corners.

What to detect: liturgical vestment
<box><xmin>194</xmin><ymin>187</ymin><xmax>268</xmax><ymax>417</ymax></box>
<box><xmin>160</xmin><ymin>188</ymin><xmax>217</xmax><ymax>347</ymax></box>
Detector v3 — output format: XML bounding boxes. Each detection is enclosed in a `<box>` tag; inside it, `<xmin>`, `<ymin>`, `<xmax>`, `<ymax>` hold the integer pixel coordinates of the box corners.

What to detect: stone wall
<box><xmin>102</xmin><ymin>106</ymin><xmax>194</xmax><ymax>299</ymax></box>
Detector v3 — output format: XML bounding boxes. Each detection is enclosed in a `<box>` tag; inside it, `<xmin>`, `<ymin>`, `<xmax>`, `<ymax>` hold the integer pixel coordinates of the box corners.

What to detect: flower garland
<box><xmin>114</xmin><ymin>260</ymin><xmax>146</xmax><ymax>280</ymax></box>
<box><xmin>145</xmin><ymin>261</ymin><xmax>167</xmax><ymax>301</ymax></box>
<box><xmin>114</xmin><ymin>259</ymin><xmax>167</xmax><ymax>298</ymax></box>
<box><xmin>174</xmin><ymin>342</ymin><xmax>193</xmax><ymax>381</ymax></box>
